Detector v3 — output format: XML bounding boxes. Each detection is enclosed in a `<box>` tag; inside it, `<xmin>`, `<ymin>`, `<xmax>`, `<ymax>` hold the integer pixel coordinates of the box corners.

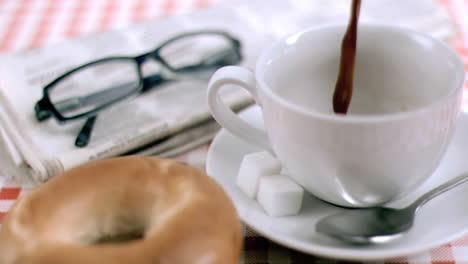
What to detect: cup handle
<box><xmin>208</xmin><ymin>66</ymin><xmax>273</xmax><ymax>153</ymax></box>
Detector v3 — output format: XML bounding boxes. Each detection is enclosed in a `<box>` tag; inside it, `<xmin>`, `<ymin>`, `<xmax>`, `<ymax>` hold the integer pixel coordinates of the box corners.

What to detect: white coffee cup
<box><xmin>207</xmin><ymin>24</ymin><xmax>465</xmax><ymax>207</ymax></box>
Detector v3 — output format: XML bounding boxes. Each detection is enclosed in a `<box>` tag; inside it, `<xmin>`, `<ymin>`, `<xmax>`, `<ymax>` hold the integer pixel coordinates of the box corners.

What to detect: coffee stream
<box><xmin>332</xmin><ymin>0</ymin><xmax>361</xmax><ymax>114</ymax></box>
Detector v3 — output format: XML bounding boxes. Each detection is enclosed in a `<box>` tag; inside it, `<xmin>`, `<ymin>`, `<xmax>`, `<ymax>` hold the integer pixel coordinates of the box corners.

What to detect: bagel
<box><xmin>0</xmin><ymin>156</ymin><xmax>242</xmax><ymax>264</ymax></box>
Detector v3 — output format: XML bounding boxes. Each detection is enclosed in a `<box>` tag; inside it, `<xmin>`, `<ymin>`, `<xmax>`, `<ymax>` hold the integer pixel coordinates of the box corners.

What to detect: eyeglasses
<box><xmin>34</xmin><ymin>30</ymin><xmax>242</xmax><ymax>147</ymax></box>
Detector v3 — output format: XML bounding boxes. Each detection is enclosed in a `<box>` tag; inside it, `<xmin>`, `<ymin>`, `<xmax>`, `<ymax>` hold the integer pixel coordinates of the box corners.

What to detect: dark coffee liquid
<box><xmin>332</xmin><ymin>0</ymin><xmax>361</xmax><ymax>114</ymax></box>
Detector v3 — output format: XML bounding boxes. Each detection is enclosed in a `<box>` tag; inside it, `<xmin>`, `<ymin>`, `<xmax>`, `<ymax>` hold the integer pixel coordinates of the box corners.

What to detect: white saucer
<box><xmin>206</xmin><ymin>106</ymin><xmax>468</xmax><ymax>261</ymax></box>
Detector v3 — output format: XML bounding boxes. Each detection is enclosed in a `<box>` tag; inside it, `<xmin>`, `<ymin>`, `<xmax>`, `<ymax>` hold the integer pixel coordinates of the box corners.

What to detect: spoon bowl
<box><xmin>316</xmin><ymin>207</ymin><xmax>414</xmax><ymax>243</ymax></box>
<box><xmin>316</xmin><ymin>172</ymin><xmax>468</xmax><ymax>243</ymax></box>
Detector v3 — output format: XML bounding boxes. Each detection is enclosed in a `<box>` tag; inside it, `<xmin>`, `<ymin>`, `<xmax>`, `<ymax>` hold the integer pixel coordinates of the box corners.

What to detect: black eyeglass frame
<box><xmin>34</xmin><ymin>30</ymin><xmax>242</xmax><ymax>123</ymax></box>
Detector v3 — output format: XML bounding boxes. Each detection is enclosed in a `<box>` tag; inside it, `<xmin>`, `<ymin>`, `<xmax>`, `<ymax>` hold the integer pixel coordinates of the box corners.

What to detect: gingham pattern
<box><xmin>1</xmin><ymin>0</ymin><xmax>468</xmax><ymax>263</ymax></box>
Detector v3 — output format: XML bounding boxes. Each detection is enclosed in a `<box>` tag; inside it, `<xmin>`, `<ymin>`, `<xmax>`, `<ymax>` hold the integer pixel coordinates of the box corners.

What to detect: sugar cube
<box><xmin>236</xmin><ymin>151</ymin><xmax>281</xmax><ymax>198</ymax></box>
<box><xmin>257</xmin><ymin>174</ymin><xmax>304</xmax><ymax>217</ymax></box>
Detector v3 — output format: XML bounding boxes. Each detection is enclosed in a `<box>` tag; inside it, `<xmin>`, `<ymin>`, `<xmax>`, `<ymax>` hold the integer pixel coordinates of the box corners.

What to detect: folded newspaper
<box><xmin>0</xmin><ymin>0</ymin><xmax>457</xmax><ymax>184</ymax></box>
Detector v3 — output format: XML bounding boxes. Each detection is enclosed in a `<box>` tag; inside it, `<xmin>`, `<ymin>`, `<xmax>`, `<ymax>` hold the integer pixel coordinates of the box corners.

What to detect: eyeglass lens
<box><xmin>159</xmin><ymin>33</ymin><xmax>239</xmax><ymax>73</ymax></box>
<box><xmin>49</xmin><ymin>59</ymin><xmax>140</xmax><ymax>119</ymax></box>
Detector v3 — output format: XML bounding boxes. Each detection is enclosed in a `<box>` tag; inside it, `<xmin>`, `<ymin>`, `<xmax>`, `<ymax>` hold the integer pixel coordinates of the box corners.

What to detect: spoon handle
<box><xmin>408</xmin><ymin>171</ymin><xmax>468</xmax><ymax>212</ymax></box>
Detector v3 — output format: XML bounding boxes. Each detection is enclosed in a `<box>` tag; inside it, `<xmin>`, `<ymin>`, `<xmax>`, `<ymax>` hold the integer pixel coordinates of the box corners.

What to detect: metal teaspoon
<box><xmin>315</xmin><ymin>172</ymin><xmax>468</xmax><ymax>243</ymax></box>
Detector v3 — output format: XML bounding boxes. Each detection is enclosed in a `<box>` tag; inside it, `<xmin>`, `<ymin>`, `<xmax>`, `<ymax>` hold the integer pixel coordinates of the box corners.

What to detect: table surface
<box><xmin>1</xmin><ymin>0</ymin><xmax>468</xmax><ymax>263</ymax></box>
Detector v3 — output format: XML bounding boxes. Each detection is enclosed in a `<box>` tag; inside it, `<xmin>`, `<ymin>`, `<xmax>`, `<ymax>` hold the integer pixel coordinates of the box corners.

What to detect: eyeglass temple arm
<box><xmin>55</xmin><ymin>82</ymin><xmax>141</xmax><ymax>112</ymax></box>
<box><xmin>55</xmin><ymin>73</ymin><xmax>166</xmax><ymax>111</ymax></box>
<box><xmin>52</xmin><ymin>73</ymin><xmax>166</xmax><ymax>115</ymax></box>
<box><xmin>75</xmin><ymin>115</ymin><xmax>97</xmax><ymax>147</ymax></box>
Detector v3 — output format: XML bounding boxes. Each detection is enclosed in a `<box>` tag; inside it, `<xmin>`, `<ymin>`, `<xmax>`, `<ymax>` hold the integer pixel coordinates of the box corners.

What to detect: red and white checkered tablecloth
<box><xmin>1</xmin><ymin>0</ymin><xmax>468</xmax><ymax>263</ymax></box>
